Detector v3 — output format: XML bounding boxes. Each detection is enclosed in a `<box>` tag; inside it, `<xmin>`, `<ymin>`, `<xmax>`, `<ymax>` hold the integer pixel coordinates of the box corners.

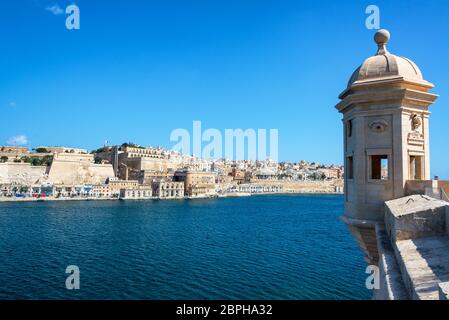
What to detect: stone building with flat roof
<box><xmin>117</xmin><ymin>146</ymin><xmax>183</xmax><ymax>183</ymax></box>
<box><xmin>152</xmin><ymin>181</ymin><xmax>184</xmax><ymax>198</ymax></box>
<box><xmin>119</xmin><ymin>186</ymin><xmax>153</xmax><ymax>200</ymax></box>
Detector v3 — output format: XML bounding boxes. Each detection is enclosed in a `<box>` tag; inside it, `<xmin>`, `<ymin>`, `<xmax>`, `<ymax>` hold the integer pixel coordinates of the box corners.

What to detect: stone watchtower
<box><xmin>336</xmin><ymin>30</ymin><xmax>438</xmax><ymax>264</ymax></box>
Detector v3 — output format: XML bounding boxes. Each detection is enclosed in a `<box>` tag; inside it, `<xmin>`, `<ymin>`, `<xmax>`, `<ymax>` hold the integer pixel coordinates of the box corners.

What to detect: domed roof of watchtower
<box><xmin>338</xmin><ymin>29</ymin><xmax>435</xmax><ymax>101</ymax></box>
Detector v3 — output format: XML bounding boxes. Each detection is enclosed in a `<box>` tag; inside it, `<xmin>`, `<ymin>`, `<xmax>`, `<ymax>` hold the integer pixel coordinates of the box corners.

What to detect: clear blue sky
<box><xmin>1</xmin><ymin>0</ymin><xmax>449</xmax><ymax>177</ymax></box>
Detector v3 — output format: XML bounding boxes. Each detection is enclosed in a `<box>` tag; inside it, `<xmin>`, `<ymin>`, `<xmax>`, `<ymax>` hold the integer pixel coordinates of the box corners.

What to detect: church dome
<box><xmin>347</xmin><ymin>29</ymin><xmax>423</xmax><ymax>88</ymax></box>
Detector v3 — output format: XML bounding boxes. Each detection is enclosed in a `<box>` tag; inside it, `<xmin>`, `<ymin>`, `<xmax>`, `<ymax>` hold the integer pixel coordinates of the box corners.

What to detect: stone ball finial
<box><xmin>374</xmin><ymin>29</ymin><xmax>390</xmax><ymax>45</ymax></box>
<box><xmin>374</xmin><ymin>29</ymin><xmax>390</xmax><ymax>55</ymax></box>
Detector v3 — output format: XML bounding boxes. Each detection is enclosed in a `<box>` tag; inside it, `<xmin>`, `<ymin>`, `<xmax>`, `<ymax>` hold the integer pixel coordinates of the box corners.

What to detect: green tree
<box><xmin>20</xmin><ymin>156</ymin><xmax>31</xmax><ymax>163</ymax></box>
<box><xmin>31</xmin><ymin>157</ymin><xmax>43</xmax><ymax>166</ymax></box>
<box><xmin>35</xmin><ymin>148</ymin><xmax>50</xmax><ymax>153</ymax></box>
<box><xmin>42</xmin><ymin>155</ymin><xmax>54</xmax><ymax>166</ymax></box>
<box><xmin>0</xmin><ymin>156</ymin><xmax>8</xmax><ymax>163</ymax></box>
<box><xmin>91</xmin><ymin>146</ymin><xmax>111</xmax><ymax>154</ymax></box>
<box><xmin>121</xmin><ymin>142</ymin><xmax>144</xmax><ymax>149</ymax></box>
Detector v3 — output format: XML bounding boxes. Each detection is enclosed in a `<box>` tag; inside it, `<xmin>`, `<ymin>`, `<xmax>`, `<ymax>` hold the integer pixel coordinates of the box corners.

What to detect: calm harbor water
<box><xmin>0</xmin><ymin>195</ymin><xmax>371</xmax><ymax>300</ymax></box>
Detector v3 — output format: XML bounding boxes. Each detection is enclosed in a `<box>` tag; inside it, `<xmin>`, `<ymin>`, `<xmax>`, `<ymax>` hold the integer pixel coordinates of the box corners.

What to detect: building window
<box><xmin>347</xmin><ymin>156</ymin><xmax>354</xmax><ymax>180</ymax></box>
<box><xmin>409</xmin><ymin>156</ymin><xmax>423</xmax><ymax>180</ymax></box>
<box><xmin>371</xmin><ymin>155</ymin><xmax>389</xmax><ymax>180</ymax></box>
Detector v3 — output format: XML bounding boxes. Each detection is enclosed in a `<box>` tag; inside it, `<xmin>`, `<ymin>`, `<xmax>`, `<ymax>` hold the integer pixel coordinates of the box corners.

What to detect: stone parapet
<box><xmin>385</xmin><ymin>195</ymin><xmax>447</xmax><ymax>242</ymax></box>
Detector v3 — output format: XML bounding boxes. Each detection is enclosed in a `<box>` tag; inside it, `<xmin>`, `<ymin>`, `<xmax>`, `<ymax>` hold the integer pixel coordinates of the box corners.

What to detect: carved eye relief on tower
<box><xmin>368</xmin><ymin>119</ymin><xmax>388</xmax><ymax>133</ymax></box>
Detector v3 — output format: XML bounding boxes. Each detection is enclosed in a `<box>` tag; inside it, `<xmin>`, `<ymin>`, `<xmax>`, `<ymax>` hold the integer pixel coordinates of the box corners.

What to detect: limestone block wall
<box><xmin>438</xmin><ymin>181</ymin><xmax>449</xmax><ymax>198</ymax></box>
<box><xmin>47</xmin><ymin>160</ymin><xmax>114</xmax><ymax>185</ymax></box>
<box><xmin>385</xmin><ymin>195</ymin><xmax>447</xmax><ymax>242</ymax></box>
<box><xmin>405</xmin><ymin>180</ymin><xmax>434</xmax><ymax>195</ymax></box>
<box><xmin>0</xmin><ymin>163</ymin><xmax>47</xmax><ymax>185</ymax></box>
<box><xmin>253</xmin><ymin>180</ymin><xmax>343</xmax><ymax>193</ymax></box>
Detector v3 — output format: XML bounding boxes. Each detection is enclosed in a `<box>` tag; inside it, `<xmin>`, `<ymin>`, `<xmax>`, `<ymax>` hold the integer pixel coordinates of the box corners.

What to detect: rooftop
<box><xmin>344</xmin><ymin>29</ymin><xmax>433</xmax><ymax>93</ymax></box>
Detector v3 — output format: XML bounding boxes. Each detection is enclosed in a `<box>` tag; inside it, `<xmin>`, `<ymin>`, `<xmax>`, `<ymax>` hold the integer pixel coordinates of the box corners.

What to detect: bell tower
<box><xmin>336</xmin><ymin>29</ymin><xmax>438</xmax><ymax>264</ymax></box>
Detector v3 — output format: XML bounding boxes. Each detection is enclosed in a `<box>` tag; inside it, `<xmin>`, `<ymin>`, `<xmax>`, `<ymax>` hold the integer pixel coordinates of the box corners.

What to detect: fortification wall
<box><xmin>48</xmin><ymin>160</ymin><xmax>114</xmax><ymax>185</ymax></box>
<box><xmin>0</xmin><ymin>163</ymin><xmax>47</xmax><ymax>185</ymax></box>
<box><xmin>53</xmin><ymin>153</ymin><xmax>94</xmax><ymax>162</ymax></box>
<box><xmin>249</xmin><ymin>180</ymin><xmax>343</xmax><ymax>193</ymax></box>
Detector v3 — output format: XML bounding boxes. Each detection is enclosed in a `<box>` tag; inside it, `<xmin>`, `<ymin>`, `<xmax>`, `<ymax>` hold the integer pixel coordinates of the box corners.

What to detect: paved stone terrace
<box><xmin>395</xmin><ymin>236</ymin><xmax>449</xmax><ymax>300</ymax></box>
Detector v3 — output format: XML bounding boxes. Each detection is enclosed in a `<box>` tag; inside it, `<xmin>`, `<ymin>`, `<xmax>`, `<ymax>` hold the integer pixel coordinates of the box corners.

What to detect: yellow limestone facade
<box><xmin>47</xmin><ymin>152</ymin><xmax>114</xmax><ymax>185</ymax></box>
<box><xmin>0</xmin><ymin>163</ymin><xmax>47</xmax><ymax>185</ymax></box>
<box><xmin>336</xmin><ymin>29</ymin><xmax>438</xmax><ymax>265</ymax></box>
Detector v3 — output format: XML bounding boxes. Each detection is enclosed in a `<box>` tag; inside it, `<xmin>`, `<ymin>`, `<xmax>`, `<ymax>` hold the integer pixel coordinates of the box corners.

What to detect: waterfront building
<box><xmin>152</xmin><ymin>181</ymin><xmax>184</xmax><ymax>198</ymax></box>
<box><xmin>92</xmin><ymin>184</ymin><xmax>113</xmax><ymax>198</ymax></box>
<box><xmin>54</xmin><ymin>185</ymin><xmax>75</xmax><ymax>198</ymax></box>
<box><xmin>119</xmin><ymin>186</ymin><xmax>153</xmax><ymax>200</ymax></box>
<box><xmin>73</xmin><ymin>184</ymin><xmax>93</xmax><ymax>197</ymax></box>
<box><xmin>55</xmin><ymin>184</ymin><xmax>103</xmax><ymax>198</ymax></box>
<box><xmin>0</xmin><ymin>184</ymin><xmax>30</xmax><ymax>197</ymax></box>
<box><xmin>336</xmin><ymin>29</ymin><xmax>449</xmax><ymax>299</ymax></box>
<box><xmin>39</xmin><ymin>183</ymin><xmax>55</xmax><ymax>197</ymax></box>
<box><xmin>174</xmin><ymin>170</ymin><xmax>217</xmax><ymax>198</ymax></box>
<box><xmin>107</xmin><ymin>179</ymin><xmax>139</xmax><ymax>196</ymax></box>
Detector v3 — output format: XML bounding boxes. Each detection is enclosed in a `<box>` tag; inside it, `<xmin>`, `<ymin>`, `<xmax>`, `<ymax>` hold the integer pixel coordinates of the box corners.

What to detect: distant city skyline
<box><xmin>1</xmin><ymin>0</ymin><xmax>449</xmax><ymax>177</ymax></box>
